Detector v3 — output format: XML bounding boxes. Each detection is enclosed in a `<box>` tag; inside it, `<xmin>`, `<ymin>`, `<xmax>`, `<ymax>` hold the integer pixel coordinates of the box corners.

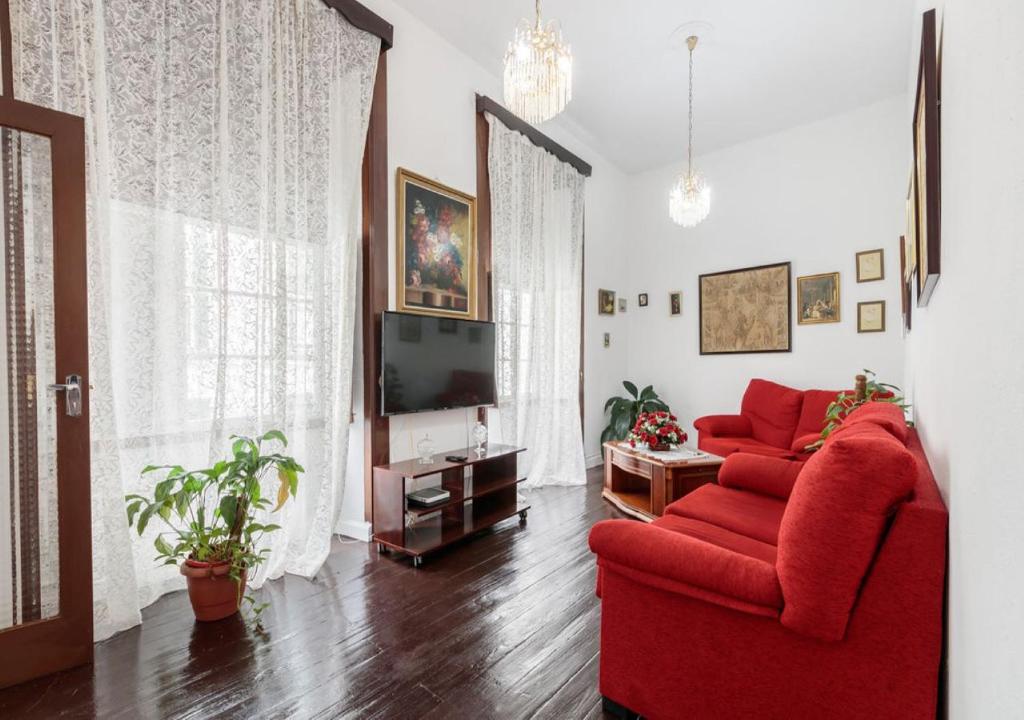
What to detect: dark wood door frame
<box><xmin>360</xmin><ymin>47</ymin><xmax>391</xmax><ymax>525</ymax></box>
<box><xmin>0</xmin><ymin>96</ymin><xmax>92</xmax><ymax>690</ymax></box>
<box><xmin>473</xmin><ymin>95</ymin><xmax>592</xmax><ymax>434</ymax></box>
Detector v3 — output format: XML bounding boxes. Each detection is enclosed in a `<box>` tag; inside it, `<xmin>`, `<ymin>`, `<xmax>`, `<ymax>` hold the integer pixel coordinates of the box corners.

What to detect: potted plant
<box><xmin>601</xmin><ymin>381</ymin><xmax>671</xmax><ymax>449</ymax></box>
<box><xmin>124</xmin><ymin>430</ymin><xmax>304</xmax><ymax>622</ymax></box>
<box><xmin>805</xmin><ymin>370</ymin><xmax>912</xmax><ymax>451</ymax></box>
<box><xmin>629</xmin><ymin>411</ymin><xmax>688</xmax><ymax>451</ymax></box>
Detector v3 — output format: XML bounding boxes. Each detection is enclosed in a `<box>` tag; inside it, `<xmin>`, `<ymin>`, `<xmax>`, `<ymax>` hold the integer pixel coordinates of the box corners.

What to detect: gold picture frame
<box><xmin>855</xmin><ymin>249</ymin><xmax>884</xmax><ymax>283</ymax></box>
<box><xmin>598</xmin><ymin>289</ymin><xmax>616</xmax><ymax>315</ymax></box>
<box><xmin>797</xmin><ymin>272</ymin><xmax>840</xmax><ymax>324</ymax></box>
<box><xmin>396</xmin><ymin>168</ymin><xmax>477</xmax><ymax>319</ymax></box>
<box><xmin>857</xmin><ymin>301</ymin><xmax>886</xmax><ymax>333</ymax></box>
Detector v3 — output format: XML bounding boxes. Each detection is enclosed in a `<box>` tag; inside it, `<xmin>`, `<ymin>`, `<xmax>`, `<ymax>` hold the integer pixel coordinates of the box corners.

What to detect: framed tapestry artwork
<box><xmin>598</xmin><ymin>289</ymin><xmax>616</xmax><ymax>315</ymax></box>
<box><xmin>669</xmin><ymin>291</ymin><xmax>682</xmax><ymax>316</ymax></box>
<box><xmin>797</xmin><ymin>272</ymin><xmax>840</xmax><ymax>324</ymax></box>
<box><xmin>856</xmin><ymin>249</ymin><xmax>884</xmax><ymax>282</ymax></box>
<box><xmin>913</xmin><ymin>9</ymin><xmax>941</xmax><ymax>306</ymax></box>
<box><xmin>396</xmin><ymin>168</ymin><xmax>476</xmax><ymax>319</ymax></box>
<box><xmin>699</xmin><ymin>262</ymin><xmax>791</xmax><ymax>354</ymax></box>
<box><xmin>857</xmin><ymin>301</ymin><xmax>886</xmax><ymax>333</ymax></box>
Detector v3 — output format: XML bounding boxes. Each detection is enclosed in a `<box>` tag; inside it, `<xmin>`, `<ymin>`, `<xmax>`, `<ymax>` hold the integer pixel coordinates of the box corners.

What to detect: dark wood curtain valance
<box><xmin>476</xmin><ymin>95</ymin><xmax>592</xmax><ymax>177</ymax></box>
<box><xmin>322</xmin><ymin>0</ymin><xmax>394</xmax><ymax>50</ymax></box>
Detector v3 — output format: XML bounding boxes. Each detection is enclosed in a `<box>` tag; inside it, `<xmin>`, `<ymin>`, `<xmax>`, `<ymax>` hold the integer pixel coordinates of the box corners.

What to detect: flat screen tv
<box><xmin>380</xmin><ymin>311</ymin><xmax>496</xmax><ymax>416</ymax></box>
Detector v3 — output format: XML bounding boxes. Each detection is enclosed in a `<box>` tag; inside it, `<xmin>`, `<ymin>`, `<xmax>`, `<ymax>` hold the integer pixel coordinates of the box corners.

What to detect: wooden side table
<box><xmin>602</xmin><ymin>441</ymin><xmax>724</xmax><ymax>522</ymax></box>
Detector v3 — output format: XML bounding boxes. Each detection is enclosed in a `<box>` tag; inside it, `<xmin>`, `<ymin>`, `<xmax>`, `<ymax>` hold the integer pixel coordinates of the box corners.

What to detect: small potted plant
<box><xmin>124</xmin><ymin>430</ymin><xmax>303</xmax><ymax>622</ymax></box>
<box><xmin>629</xmin><ymin>411</ymin><xmax>687</xmax><ymax>451</ymax></box>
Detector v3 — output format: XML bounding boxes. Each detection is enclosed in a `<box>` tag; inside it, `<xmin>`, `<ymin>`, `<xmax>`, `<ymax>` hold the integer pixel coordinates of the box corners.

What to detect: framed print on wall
<box><xmin>699</xmin><ymin>262</ymin><xmax>791</xmax><ymax>354</ymax></box>
<box><xmin>913</xmin><ymin>9</ymin><xmax>941</xmax><ymax>306</ymax></box>
<box><xmin>618</xmin><ymin>298</ymin><xmax>627</xmax><ymax>313</ymax></box>
<box><xmin>598</xmin><ymin>289</ymin><xmax>616</xmax><ymax>315</ymax></box>
<box><xmin>797</xmin><ymin>272</ymin><xmax>840</xmax><ymax>324</ymax></box>
<box><xmin>856</xmin><ymin>249</ymin><xmax>884</xmax><ymax>282</ymax></box>
<box><xmin>396</xmin><ymin>168</ymin><xmax>477</xmax><ymax>319</ymax></box>
<box><xmin>857</xmin><ymin>301</ymin><xmax>886</xmax><ymax>333</ymax></box>
<box><xmin>669</xmin><ymin>291</ymin><xmax>682</xmax><ymax>316</ymax></box>
<box><xmin>638</xmin><ymin>293</ymin><xmax>648</xmax><ymax>308</ymax></box>
<box><xmin>899</xmin><ymin>236</ymin><xmax>912</xmax><ymax>332</ymax></box>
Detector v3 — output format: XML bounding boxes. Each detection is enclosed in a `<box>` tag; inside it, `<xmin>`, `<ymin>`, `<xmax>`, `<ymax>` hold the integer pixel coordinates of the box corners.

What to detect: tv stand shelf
<box><xmin>372</xmin><ymin>444</ymin><xmax>528</xmax><ymax>567</ymax></box>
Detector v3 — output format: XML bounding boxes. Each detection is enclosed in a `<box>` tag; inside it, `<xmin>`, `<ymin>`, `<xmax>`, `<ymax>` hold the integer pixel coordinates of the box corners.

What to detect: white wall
<box><xmin>622</xmin><ymin>97</ymin><xmax>908</xmax><ymax>438</ymax></box>
<box><xmin>337</xmin><ymin>0</ymin><xmax>631</xmax><ymax>537</ymax></box>
<box><xmin>902</xmin><ymin>2</ymin><xmax>1024</xmax><ymax>717</ymax></box>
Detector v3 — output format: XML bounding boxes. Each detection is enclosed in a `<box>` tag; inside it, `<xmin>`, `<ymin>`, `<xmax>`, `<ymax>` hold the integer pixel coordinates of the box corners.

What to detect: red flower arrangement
<box><xmin>628</xmin><ymin>411</ymin><xmax>687</xmax><ymax>451</ymax></box>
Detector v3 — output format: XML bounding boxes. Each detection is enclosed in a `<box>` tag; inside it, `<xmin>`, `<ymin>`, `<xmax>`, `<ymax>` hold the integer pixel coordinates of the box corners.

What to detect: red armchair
<box><xmin>694</xmin><ymin>379</ymin><xmax>843</xmax><ymax>460</ymax></box>
<box><xmin>590</xmin><ymin>403</ymin><xmax>947</xmax><ymax>720</ymax></box>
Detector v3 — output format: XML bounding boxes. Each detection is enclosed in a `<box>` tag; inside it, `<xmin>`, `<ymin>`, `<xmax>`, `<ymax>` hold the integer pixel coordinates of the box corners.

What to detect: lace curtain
<box><xmin>486</xmin><ymin>114</ymin><xmax>586</xmax><ymax>488</ymax></box>
<box><xmin>12</xmin><ymin>0</ymin><xmax>379</xmax><ymax>640</ymax></box>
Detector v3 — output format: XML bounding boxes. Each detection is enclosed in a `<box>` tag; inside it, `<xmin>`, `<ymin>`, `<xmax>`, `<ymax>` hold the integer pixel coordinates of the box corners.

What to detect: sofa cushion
<box><xmin>718</xmin><ymin>453</ymin><xmax>804</xmax><ymax>500</ymax></box>
<box><xmin>777</xmin><ymin>424</ymin><xmax>917</xmax><ymax>641</ymax></box>
<box><xmin>651</xmin><ymin>514</ymin><xmax>778</xmax><ymax>565</ymax></box>
<box><xmin>741</xmin><ymin>379</ymin><xmax>804</xmax><ymax>449</ymax></box>
<box><xmin>789</xmin><ymin>432</ymin><xmax>821</xmax><ymax>454</ymax></box>
<box><xmin>700</xmin><ymin>436</ymin><xmax>798</xmax><ymax>460</ymax></box>
<box><xmin>832</xmin><ymin>401</ymin><xmax>910</xmax><ymax>444</ymax></box>
<box><xmin>666</xmin><ymin>484</ymin><xmax>787</xmax><ymax>546</ymax></box>
<box><xmin>793</xmin><ymin>388</ymin><xmax>841</xmax><ymax>440</ymax></box>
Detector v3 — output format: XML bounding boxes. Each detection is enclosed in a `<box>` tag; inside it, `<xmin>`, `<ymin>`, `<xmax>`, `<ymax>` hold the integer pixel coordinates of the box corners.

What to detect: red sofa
<box><xmin>694</xmin><ymin>379</ymin><xmax>845</xmax><ymax>460</ymax></box>
<box><xmin>589</xmin><ymin>403</ymin><xmax>947</xmax><ymax>720</ymax></box>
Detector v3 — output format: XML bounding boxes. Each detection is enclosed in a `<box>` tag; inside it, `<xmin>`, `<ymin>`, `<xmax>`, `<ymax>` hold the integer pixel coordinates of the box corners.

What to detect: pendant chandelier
<box><xmin>503</xmin><ymin>0</ymin><xmax>573</xmax><ymax>124</ymax></box>
<box><xmin>669</xmin><ymin>35</ymin><xmax>711</xmax><ymax>227</ymax></box>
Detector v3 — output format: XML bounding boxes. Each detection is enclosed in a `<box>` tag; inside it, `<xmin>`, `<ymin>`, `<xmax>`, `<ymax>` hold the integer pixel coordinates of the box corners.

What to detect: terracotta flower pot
<box><xmin>180</xmin><ymin>559</ymin><xmax>247</xmax><ymax>622</ymax></box>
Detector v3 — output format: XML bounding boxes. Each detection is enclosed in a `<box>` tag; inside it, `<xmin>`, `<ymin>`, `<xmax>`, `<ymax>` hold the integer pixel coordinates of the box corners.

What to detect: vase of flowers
<box><xmin>629</xmin><ymin>411</ymin><xmax>687</xmax><ymax>451</ymax></box>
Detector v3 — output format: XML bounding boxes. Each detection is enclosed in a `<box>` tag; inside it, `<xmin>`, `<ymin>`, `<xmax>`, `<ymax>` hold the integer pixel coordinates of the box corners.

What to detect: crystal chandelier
<box><xmin>669</xmin><ymin>36</ymin><xmax>711</xmax><ymax>227</ymax></box>
<box><xmin>503</xmin><ymin>0</ymin><xmax>573</xmax><ymax>124</ymax></box>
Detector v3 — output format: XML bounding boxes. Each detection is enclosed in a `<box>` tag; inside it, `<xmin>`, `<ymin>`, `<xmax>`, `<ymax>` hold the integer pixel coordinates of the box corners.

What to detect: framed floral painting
<box><xmin>396</xmin><ymin>168</ymin><xmax>476</xmax><ymax>319</ymax></box>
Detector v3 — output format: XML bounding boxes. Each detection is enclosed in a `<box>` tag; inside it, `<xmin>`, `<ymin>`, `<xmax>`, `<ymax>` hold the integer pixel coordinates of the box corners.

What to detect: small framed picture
<box><xmin>856</xmin><ymin>249</ymin><xmax>884</xmax><ymax>282</ymax></box>
<box><xmin>857</xmin><ymin>301</ymin><xmax>886</xmax><ymax>333</ymax></box>
<box><xmin>797</xmin><ymin>272</ymin><xmax>840</xmax><ymax>324</ymax></box>
<box><xmin>618</xmin><ymin>297</ymin><xmax>627</xmax><ymax>313</ymax></box>
<box><xmin>598</xmin><ymin>289</ymin><xmax>616</xmax><ymax>315</ymax></box>
<box><xmin>638</xmin><ymin>293</ymin><xmax>648</xmax><ymax>307</ymax></box>
<box><xmin>669</xmin><ymin>291</ymin><xmax>682</xmax><ymax>316</ymax></box>
<box><xmin>603</xmin><ymin>332</ymin><xmax>611</xmax><ymax>348</ymax></box>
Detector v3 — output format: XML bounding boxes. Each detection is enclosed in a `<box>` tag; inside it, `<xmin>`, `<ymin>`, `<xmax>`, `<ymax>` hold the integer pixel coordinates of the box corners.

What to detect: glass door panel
<box><xmin>0</xmin><ymin>127</ymin><xmax>58</xmax><ymax>631</ymax></box>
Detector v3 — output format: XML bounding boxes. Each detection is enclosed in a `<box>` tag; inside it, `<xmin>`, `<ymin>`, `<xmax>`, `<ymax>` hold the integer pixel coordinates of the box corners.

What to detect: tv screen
<box><xmin>381</xmin><ymin>312</ymin><xmax>496</xmax><ymax>416</ymax></box>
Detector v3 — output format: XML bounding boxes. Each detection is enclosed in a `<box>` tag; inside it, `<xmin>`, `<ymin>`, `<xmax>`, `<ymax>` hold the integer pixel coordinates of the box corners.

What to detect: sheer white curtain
<box><xmin>486</xmin><ymin>114</ymin><xmax>586</xmax><ymax>488</ymax></box>
<box><xmin>13</xmin><ymin>0</ymin><xmax>379</xmax><ymax>639</ymax></box>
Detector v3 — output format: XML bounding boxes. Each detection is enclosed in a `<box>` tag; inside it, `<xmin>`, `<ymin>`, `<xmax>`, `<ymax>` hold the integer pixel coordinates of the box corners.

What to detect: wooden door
<box><xmin>0</xmin><ymin>97</ymin><xmax>91</xmax><ymax>689</ymax></box>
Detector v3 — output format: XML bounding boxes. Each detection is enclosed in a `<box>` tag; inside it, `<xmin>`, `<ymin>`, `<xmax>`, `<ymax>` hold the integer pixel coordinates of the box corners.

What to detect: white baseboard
<box><xmin>336</xmin><ymin>519</ymin><xmax>372</xmax><ymax>542</ymax></box>
<box><xmin>585</xmin><ymin>453</ymin><xmax>604</xmax><ymax>469</ymax></box>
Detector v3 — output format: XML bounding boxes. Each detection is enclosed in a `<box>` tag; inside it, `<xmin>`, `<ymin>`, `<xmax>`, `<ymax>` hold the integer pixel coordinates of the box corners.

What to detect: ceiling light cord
<box><xmin>687</xmin><ymin>38</ymin><xmax>695</xmax><ymax>178</ymax></box>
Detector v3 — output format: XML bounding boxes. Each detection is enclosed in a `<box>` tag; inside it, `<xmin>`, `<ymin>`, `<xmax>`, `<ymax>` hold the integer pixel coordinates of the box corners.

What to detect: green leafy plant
<box><xmin>601</xmin><ymin>381</ymin><xmax>670</xmax><ymax>447</ymax></box>
<box><xmin>806</xmin><ymin>370</ymin><xmax>912</xmax><ymax>451</ymax></box>
<box><xmin>124</xmin><ymin>430</ymin><xmax>304</xmax><ymax>620</ymax></box>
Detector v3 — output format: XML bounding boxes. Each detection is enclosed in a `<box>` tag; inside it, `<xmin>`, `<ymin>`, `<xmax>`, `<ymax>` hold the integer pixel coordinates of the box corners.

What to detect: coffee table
<box><xmin>602</xmin><ymin>441</ymin><xmax>725</xmax><ymax>522</ymax></box>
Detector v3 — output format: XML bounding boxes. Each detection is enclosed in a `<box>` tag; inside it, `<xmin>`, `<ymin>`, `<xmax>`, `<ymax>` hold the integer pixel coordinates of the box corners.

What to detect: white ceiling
<box><xmin>399</xmin><ymin>0</ymin><xmax>915</xmax><ymax>173</ymax></box>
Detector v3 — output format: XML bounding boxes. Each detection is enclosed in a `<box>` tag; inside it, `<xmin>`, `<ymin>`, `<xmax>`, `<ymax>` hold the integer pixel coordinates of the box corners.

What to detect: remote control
<box><xmin>445</xmin><ymin>454</ymin><xmax>468</xmax><ymax>462</ymax></box>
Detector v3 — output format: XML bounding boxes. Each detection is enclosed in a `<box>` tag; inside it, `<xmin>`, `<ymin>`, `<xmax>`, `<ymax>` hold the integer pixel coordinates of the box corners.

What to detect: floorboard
<box><xmin>0</xmin><ymin>467</ymin><xmax>625</xmax><ymax>720</ymax></box>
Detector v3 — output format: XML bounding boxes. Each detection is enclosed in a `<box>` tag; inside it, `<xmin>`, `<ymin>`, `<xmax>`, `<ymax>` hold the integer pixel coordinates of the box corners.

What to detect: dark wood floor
<box><xmin>0</xmin><ymin>467</ymin><xmax>625</xmax><ymax>719</ymax></box>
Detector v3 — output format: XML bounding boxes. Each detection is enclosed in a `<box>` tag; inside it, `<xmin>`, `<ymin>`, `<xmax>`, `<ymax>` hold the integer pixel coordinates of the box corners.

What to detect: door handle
<box><xmin>47</xmin><ymin>374</ymin><xmax>83</xmax><ymax>417</ymax></box>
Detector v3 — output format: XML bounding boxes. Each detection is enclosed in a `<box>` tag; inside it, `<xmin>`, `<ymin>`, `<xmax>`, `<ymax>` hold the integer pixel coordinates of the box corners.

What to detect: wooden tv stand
<box><xmin>372</xmin><ymin>444</ymin><xmax>528</xmax><ymax>567</ymax></box>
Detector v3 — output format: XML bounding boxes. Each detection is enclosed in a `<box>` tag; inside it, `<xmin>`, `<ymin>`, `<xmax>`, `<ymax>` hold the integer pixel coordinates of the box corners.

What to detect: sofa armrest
<box><xmin>717</xmin><ymin>453</ymin><xmax>804</xmax><ymax>500</ymax></box>
<box><xmin>693</xmin><ymin>414</ymin><xmax>752</xmax><ymax>438</ymax></box>
<box><xmin>589</xmin><ymin>519</ymin><xmax>781</xmax><ymax>615</ymax></box>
